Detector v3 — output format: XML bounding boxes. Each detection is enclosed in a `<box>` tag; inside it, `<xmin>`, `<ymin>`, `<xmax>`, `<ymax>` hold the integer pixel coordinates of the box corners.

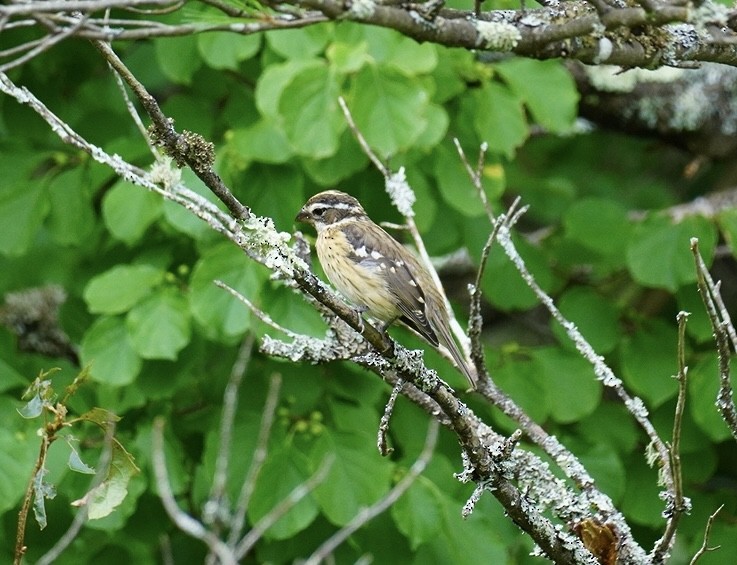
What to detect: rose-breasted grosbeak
<box><xmin>296</xmin><ymin>190</ymin><xmax>477</xmax><ymax>389</ymax></box>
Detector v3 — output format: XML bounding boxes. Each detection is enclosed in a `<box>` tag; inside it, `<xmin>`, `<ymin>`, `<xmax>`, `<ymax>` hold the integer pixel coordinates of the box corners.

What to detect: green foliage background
<box><xmin>1</xmin><ymin>8</ymin><xmax>736</xmax><ymax>563</ymax></box>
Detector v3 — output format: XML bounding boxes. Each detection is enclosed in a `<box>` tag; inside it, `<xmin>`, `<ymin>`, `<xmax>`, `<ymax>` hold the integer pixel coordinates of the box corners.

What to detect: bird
<box><xmin>296</xmin><ymin>190</ymin><xmax>478</xmax><ymax>390</ymax></box>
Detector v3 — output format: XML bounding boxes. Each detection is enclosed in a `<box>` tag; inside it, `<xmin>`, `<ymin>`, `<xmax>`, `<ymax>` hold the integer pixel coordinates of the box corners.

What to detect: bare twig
<box><xmin>690</xmin><ymin>505</ymin><xmax>723</xmax><ymax>564</ymax></box>
<box><xmin>651</xmin><ymin>311</ymin><xmax>691</xmax><ymax>563</ymax></box>
<box><xmin>691</xmin><ymin>238</ymin><xmax>737</xmax><ymax>441</ymax></box>
<box><xmin>337</xmin><ymin>96</ymin><xmax>388</xmax><ymax>175</ymax></box>
<box><xmin>214</xmin><ymin>280</ymin><xmax>296</xmax><ymax>336</ymax></box>
<box><xmin>452</xmin><ymin>138</ymin><xmax>494</xmax><ymax>222</ymax></box>
<box><xmin>151</xmin><ymin>417</ymin><xmax>238</xmax><ymax>565</ymax></box>
<box><xmin>227</xmin><ymin>373</ymin><xmax>283</xmax><ymax>547</ymax></box>
<box><xmin>378</xmin><ymin>379</ymin><xmax>404</xmax><ymax>456</ymax></box>
<box><xmin>204</xmin><ymin>334</ymin><xmax>256</xmax><ymax>527</ymax></box>
<box><xmin>234</xmin><ymin>455</ymin><xmax>334</xmax><ymax>559</ymax></box>
<box><xmin>304</xmin><ymin>420</ymin><xmax>439</xmax><ymax>565</ymax></box>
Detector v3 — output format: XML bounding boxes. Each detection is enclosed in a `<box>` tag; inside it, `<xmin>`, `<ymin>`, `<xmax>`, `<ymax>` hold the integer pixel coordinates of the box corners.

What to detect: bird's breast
<box><xmin>317</xmin><ymin>229</ymin><xmax>400</xmax><ymax>322</ymax></box>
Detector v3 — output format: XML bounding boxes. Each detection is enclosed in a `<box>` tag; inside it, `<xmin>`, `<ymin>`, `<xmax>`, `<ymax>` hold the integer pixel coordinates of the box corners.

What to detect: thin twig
<box><xmin>0</xmin><ymin>13</ymin><xmax>88</xmax><ymax>72</ymax></box>
<box><xmin>467</xmin><ymin>199</ymin><xmax>520</xmax><ymax>379</ymax></box>
<box><xmin>305</xmin><ymin>420</ymin><xmax>439</xmax><ymax>565</ymax></box>
<box><xmin>214</xmin><ymin>280</ymin><xmax>296</xmax><ymax>336</ymax></box>
<box><xmin>227</xmin><ymin>372</ymin><xmax>282</xmax><ymax>547</ymax></box>
<box><xmin>234</xmin><ymin>455</ymin><xmax>334</xmax><ymax>559</ymax></box>
<box><xmin>690</xmin><ymin>505</ymin><xmax>723</xmax><ymax>564</ymax></box>
<box><xmin>204</xmin><ymin>334</ymin><xmax>255</xmax><ymax>526</ymax></box>
<box><xmin>109</xmin><ymin>61</ymin><xmax>156</xmax><ymax>154</ymax></box>
<box><xmin>651</xmin><ymin>311</ymin><xmax>690</xmax><ymax>563</ymax></box>
<box><xmin>691</xmin><ymin>238</ymin><xmax>737</xmax><ymax>441</ymax></box>
<box><xmin>378</xmin><ymin>379</ymin><xmax>404</xmax><ymax>456</ymax></box>
<box><xmin>337</xmin><ymin>96</ymin><xmax>388</xmax><ymax>175</ymax></box>
<box><xmin>151</xmin><ymin>417</ymin><xmax>238</xmax><ymax>565</ymax></box>
<box><xmin>452</xmin><ymin>138</ymin><xmax>494</xmax><ymax>222</ymax></box>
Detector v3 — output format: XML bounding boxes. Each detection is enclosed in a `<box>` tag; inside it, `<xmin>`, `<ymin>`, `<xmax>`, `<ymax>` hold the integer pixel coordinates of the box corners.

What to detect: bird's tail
<box><xmin>436</xmin><ymin>324</ymin><xmax>478</xmax><ymax>390</ymax></box>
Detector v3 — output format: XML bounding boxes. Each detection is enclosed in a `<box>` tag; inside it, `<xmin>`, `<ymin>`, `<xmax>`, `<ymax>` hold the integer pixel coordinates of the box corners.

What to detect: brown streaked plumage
<box><xmin>296</xmin><ymin>190</ymin><xmax>478</xmax><ymax>389</ymax></box>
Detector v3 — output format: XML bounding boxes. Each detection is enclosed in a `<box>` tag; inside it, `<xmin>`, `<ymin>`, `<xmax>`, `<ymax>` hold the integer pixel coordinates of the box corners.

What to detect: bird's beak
<box><xmin>295</xmin><ymin>207</ymin><xmax>310</xmax><ymax>223</ymax></box>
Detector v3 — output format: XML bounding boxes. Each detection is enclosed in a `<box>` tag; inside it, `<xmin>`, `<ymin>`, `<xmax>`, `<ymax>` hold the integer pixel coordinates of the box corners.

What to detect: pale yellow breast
<box><xmin>317</xmin><ymin>228</ymin><xmax>400</xmax><ymax>322</ymax></box>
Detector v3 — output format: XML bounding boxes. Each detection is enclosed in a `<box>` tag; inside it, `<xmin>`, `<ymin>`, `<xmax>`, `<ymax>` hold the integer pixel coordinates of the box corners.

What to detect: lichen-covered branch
<box><xmin>1</xmin><ymin>0</ymin><xmax>737</xmax><ymax>70</ymax></box>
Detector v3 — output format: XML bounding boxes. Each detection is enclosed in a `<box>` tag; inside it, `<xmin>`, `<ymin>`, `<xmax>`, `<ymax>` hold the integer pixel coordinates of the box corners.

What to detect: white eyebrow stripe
<box><xmin>308</xmin><ymin>201</ymin><xmax>353</xmax><ymax>212</ymax></box>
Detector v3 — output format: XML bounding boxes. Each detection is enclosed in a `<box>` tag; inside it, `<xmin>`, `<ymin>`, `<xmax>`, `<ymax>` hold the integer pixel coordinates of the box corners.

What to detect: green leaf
<box><xmin>278</xmin><ymin>61</ymin><xmax>344</xmax><ymax>158</ymax></box>
<box><xmin>258</xmin><ymin>284</ymin><xmax>325</xmax><ymax>338</ymax></box>
<box><xmin>492</xmin><ymin>357</ymin><xmax>550</xmax><ymax>423</ymax></box>
<box><xmin>303</xmin><ymin>131</ymin><xmax>369</xmax><ymax>186</ymax></box>
<box><xmin>472</xmin><ymin>82</ymin><xmax>528</xmax><ymax>158</ymax></box>
<box><xmin>0</xmin><ymin>170</ymin><xmax>48</xmax><ymax>256</ymax></box>
<box><xmin>227</xmin><ymin>120</ymin><xmax>293</xmax><ymax>164</ymax></box>
<box><xmin>197</xmin><ymin>33</ymin><xmax>261</xmax><ymax>70</ymax></box>
<box><xmin>311</xmin><ymin>430</ymin><xmax>393</xmax><ymax>525</ymax></box>
<box><xmin>687</xmin><ymin>522</ymin><xmax>737</xmax><ymax>565</ymax></box>
<box><xmin>249</xmin><ymin>446</ymin><xmax>319</xmax><ymax>539</ymax></box>
<box><xmin>620</xmin><ymin>453</ymin><xmax>663</xmax><ymax>527</ymax></box>
<box><xmin>391</xmin><ymin>477</ymin><xmax>443</xmax><ymax>549</ymax></box>
<box><xmin>432</xmin><ymin>49</ymin><xmax>473</xmax><ymax>103</ymax></box>
<box><xmin>154</xmin><ymin>35</ymin><xmax>201</xmax><ymax>84</ymax></box>
<box><xmin>79</xmin><ymin>440</ymin><xmax>140</xmax><ymax>520</ymax></box>
<box><xmin>47</xmin><ymin>168</ymin><xmax>95</xmax><ymax>246</ymax></box>
<box><xmin>418</xmin><ymin>495</ymin><xmax>508</xmax><ymax>564</ymax></box>
<box><xmin>414</xmin><ymin>103</ymin><xmax>450</xmax><ymax>151</ymax></box>
<box><xmin>102</xmin><ymin>181</ymin><xmax>162</xmax><ymax>245</ymax></box>
<box><xmin>326</xmin><ymin>39</ymin><xmax>370</xmax><ymax>74</ymax></box>
<box><xmin>551</xmin><ymin>287</ymin><xmax>620</xmax><ymax>354</ymax></box>
<box><xmin>563</xmin><ymin>198</ymin><xmax>631</xmax><ymax>258</ymax></box>
<box><xmin>533</xmin><ymin>348</ymin><xmax>601</xmax><ymax>423</ymax></box>
<box><xmin>619</xmin><ymin>320</ymin><xmax>678</xmax><ymax>408</ymax></box>
<box><xmin>192</xmin><ymin>414</ymin><xmax>261</xmax><ymax>506</ymax></box>
<box><xmin>0</xmin><ymin>428</ymin><xmax>38</xmax><ymax>514</ymax></box>
<box><xmin>495</xmin><ymin>59</ymin><xmax>578</xmax><ymax>133</ymax></box>
<box><xmin>126</xmin><ymin>288</ymin><xmax>191</xmax><ymax>360</ymax></box>
<box><xmin>626</xmin><ymin>215</ymin><xmax>717</xmax><ymax>291</ymax></box>
<box><xmin>363</xmin><ymin>27</ymin><xmax>438</xmax><ymax>75</ymax></box>
<box><xmin>481</xmin><ymin>235</ymin><xmax>557</xmax><ymax>311</ymax></box>
<box><xmin>255</xmin><ymin>60</ymin><xmax>310</xmax><ymax>119</ymax></box>
<box><xmin>676</xmin><ymin>284</ymin><xmax>714</xmax><ymax>343</ymax></box>
<box><xmin>77</xmin><ymin>407</ymin><xmax>123</xmax><ymax>427</ymax></box>
<box><xmin>84</xmin><ymin>264</ymin><xmax>165</xmax><ymax>315</ymax></box>
<box><xmin>349</xmin><ymin>65</ymin><xmax>429</xmax><ymax>158</ymax></box>
<box><xmin>80</xmin><ymin>316</ymin><xmax>142</xmax><ymax>386</ymax></box>
<box><xmin>717</xmin><ymin>207</ymin><xmax>737</xmax><ymax>257</ymax></box>
<box><xmin>434</xmin><ymin>144</ymin><xmax>499</xmax><ymax>217</ymax></box>
<box><xmin>189</xmin><ymin>242</ymin><xmax>267</xmax><ymax>341</ymax></box>
<box><xmin>578</xmin><ymin>445</ymin><xmax>626</xmax><ymax>501</ymax></box>
<box><xmin>0</xmin><ymin>358</ymin><xmax>27</xmax><ymax>393</ymax></box>
<box><xmin>689</xmin><ymin>356</ymin><xmax>737</xmax><ymax>442</ymax></box>
<box><xmin>266</xmin><ymin>26</ymin><xmax>331</xmax><ymax>59</ymax></box>
<box><xmin>577</xmin><ymin>403</ymin><xmax>639</xmax><ymax>454</ymax></box>
<box><xmin>161</xmin><ymin>168</ymin><xmax>218</xmax><ymax>240</ymax></box>
<box><xmin>244</xmin><ymin>164</ymin><xmax>304</xmax><ymax>232</ymax></box>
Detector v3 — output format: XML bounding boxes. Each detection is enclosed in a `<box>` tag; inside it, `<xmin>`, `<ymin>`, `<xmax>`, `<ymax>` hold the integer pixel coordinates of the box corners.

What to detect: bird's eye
<box><xmin>312</xmin><ymin>207</ymin><xmax>326</xmax><ymax>217</ymax></box>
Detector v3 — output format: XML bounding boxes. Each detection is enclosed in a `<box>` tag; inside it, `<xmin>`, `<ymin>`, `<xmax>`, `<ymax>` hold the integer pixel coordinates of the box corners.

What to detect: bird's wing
<box><xmin>342</xmin><ymin>222</ymin><xmax>439</xmax><ymax>346</ymax></box>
